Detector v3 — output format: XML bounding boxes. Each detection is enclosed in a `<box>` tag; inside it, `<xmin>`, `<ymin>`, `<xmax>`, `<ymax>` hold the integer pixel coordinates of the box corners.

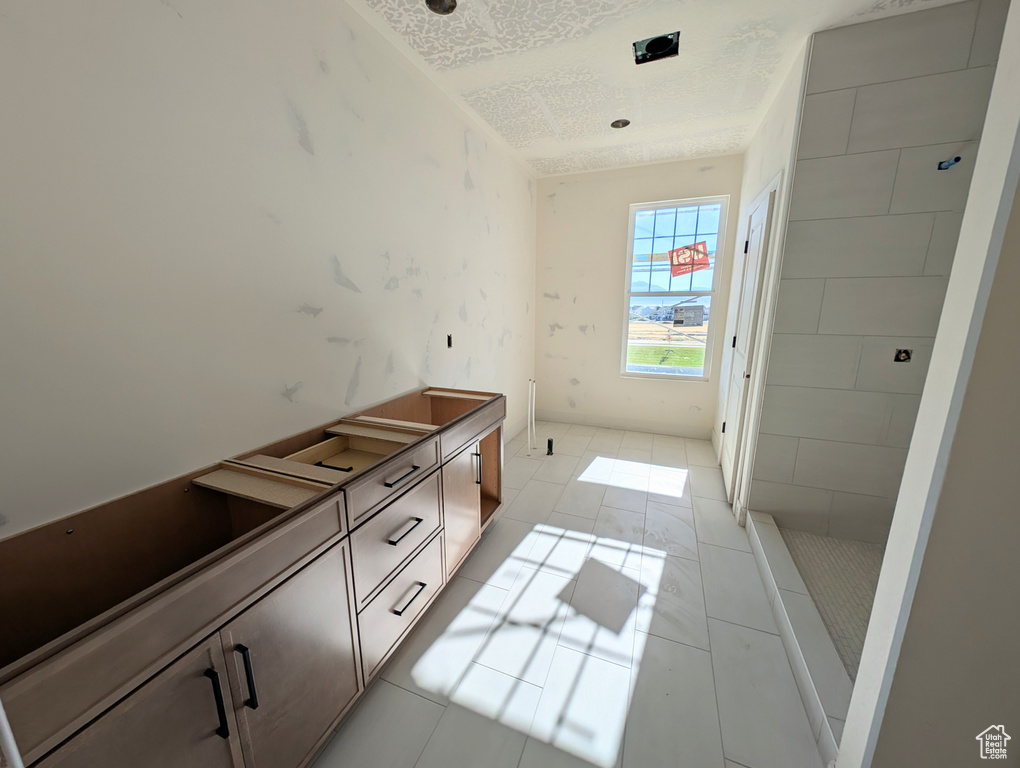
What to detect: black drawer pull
<box><xmin>388</xmin><ymin>517</ymin><xmax>424</xmax><ymax>546</ymax></box>
<box><xmin>391</xmin><ymin>581</ymin><xmax>428</xmax><ymax>616</ymax></box>
<box><xmin>235</xmin><ymin>645</ymin><xmax>260</xmax><ymax>710</ymax></box>
<box><xmin>315</xmin><ymin>461</ymin><xmax>353</xmax><ymax>472</ymax></box>
<box><xmin>474</xmin><ymin>452</ymin><xmax>482</xmax><ymax>485</ymax></box>
<box><xmin>204</xmin><ymin>668</ymin><xmax>230</xmax><ymax>739</ymax></box>
<box><xmin>384</xmin><ymin>464</ymin><xmax>420</xmax><ymax>488</ymax></box>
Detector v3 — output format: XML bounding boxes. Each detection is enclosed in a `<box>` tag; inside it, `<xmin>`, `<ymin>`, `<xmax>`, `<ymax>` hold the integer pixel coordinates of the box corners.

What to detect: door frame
<box><xmin>720</xmin><ymin>183</ymin><xmax>777</xmax><ymax>504</ymax></box>
<box><xmin>726</xmin><ymin>171</ymin><xmax>789</xmax><ymax>525</ymax></box>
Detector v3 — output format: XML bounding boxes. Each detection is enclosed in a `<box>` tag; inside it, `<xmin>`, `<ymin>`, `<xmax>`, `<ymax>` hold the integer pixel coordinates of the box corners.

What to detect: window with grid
<box><xmin>622</xmin><ymin>196</ymin><xmax>727</xmax><ymax>379</ymax></box>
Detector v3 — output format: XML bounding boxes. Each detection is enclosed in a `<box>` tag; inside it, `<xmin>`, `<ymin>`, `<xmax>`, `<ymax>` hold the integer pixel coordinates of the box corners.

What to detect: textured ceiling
<box><xmin>357</xmin><ymin>0</ymin><xmax>957</xmax><ymax>175</ymax></box>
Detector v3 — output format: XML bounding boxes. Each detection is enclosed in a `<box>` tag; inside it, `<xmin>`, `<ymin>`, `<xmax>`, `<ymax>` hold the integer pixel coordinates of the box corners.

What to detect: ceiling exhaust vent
<box><xmin>633</xmin><ymin>32</ymin><xmax>680</xmax><ymax>65</ymax></box>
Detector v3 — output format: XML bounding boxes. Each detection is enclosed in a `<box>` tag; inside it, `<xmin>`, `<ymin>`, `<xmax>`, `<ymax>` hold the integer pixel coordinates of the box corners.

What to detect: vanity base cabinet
<box><xmin>35</xmin><ymin>637</ymin><xmax>245</xmax><ymax>768</ymax></box>
<box><xmin>220</xmin><ymin>542</ymin><xmax>361</xmax><ymax>768</ymax></box>
<box><xmin>442</xmin><ymin>444</ymin><xmax>481</xmax><ymax>579</ymax></box>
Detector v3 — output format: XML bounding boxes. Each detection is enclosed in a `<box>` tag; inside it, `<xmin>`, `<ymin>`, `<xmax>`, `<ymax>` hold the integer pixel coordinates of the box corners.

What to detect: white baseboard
<box><xmin>533</xmin><ymin>409</ymin><xmax>712</xmax><ymax>440</ymax></box>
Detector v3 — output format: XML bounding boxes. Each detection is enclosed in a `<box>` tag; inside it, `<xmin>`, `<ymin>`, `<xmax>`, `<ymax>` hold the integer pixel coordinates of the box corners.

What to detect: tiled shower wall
<box><xmin>747</xmin><ymin>0</ymin><xmax>1008</xmax><ymax>542</ymax></box>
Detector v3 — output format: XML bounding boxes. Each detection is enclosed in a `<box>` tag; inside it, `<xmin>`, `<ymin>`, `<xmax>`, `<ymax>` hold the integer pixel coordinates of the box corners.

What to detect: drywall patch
<box><xmin>548</xmin><ymin>323</ymin><xmax>564</xmax><ymax>336</ymax></box>
<box><xmin>298</xmin><ymin>303</ymin><xmax>323</xmax><ymax>318</ymax></box>
<box><xmin>384</xmin><ymin>352</ymin><xmax>394</xmax><ymax>376</ymax></box>
<box><xmin>159</xmin><ymin>0</ymin><xmax>183</xmax><ymax>18</ymax></box>
<box><xmin>459</xmin><ymin>303</ymin><xmax>468</xmax><ymax>322</ymax></box>
<box><xmin>569</xmin><ymin>378</ymin><xmax>580</xmax><ymax>386</ymax></box>
<box><xmin>345</xmin><ymin>357</ymin><xmax>362</xmax><ymax>406</ymax></box>
<box><xmin>412</xmin><ymin>288</ymin><xmax>423</xmax><ymax>299</ymax></box>
<box><xmin>464</xmin><ymin>170</ymin><xmax>475</xmax><ymax>191</ymax></box>
<box><xmin>384</xmin><ymin>276</ymin><xmax>400</xmax><ymax>291</ymax></box>
<box><xmin>0</xmin><ymin>512</ymin><xmax>8</xmax><ymax>528</ymax></box>
<box><xmin>578</xmin><ymin>324</ymin><xmax>588</xmax><ymax>334</ymax></box>
<box><xmin>567</xmin><ymin>396</ymin><xmax>576</xmax><ymax>408</ymax></box>
<box><xmin>288</xmin><ymin>100</ymin><xmax>315</xmax><ymax>155</ymax></box>
<box><xmin>327</xmin><ymin>337</ymin><xmax>351</xmax><ymax>345</ymax></box>
<box><xmin>331</xmin><ymin>255</ymin><xmax>362</xmax><ymax>293</ymax></box>
<box><xmin>479</xmin><ymin>288</ymin><xmax>487</xmax><ymax>300</ymax></box>
<box><xmin>543</xmin><ymin>291</ymin><xmax>560</xmax><ymax>300</ymax></box>
<box><xmin>281</xmin><ymin>382</ymin><xmax>303</xmax><ymax>402</ymax></box>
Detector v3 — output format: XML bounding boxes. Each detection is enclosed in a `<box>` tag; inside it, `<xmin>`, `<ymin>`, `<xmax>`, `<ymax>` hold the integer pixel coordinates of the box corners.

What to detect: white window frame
<box><xmin>620</xmin><ymin>195</ymin><xmax>729</xmax><ymax>382</ymax></box>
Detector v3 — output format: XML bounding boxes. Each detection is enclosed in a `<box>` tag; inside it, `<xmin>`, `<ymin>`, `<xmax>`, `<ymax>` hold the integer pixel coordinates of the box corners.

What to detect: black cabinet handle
<box><xmin>315</xmin><ymin>461</ymin><xmax>353</xmax><ymax>472</ymax></box>
<box><xmin>474</xmin><ymin>452</ymin><xmax>482</xmax><ymax>485</ymax></box>
<box><xmin>204</xmin><ymin>668</ymin><xmax>230</xmax><ymax>739</ymax></box>
<box><xmin>387</xmin><ymin>517</ymin><xmax>424</xmax><ymax>546</ymax></box>
<box><xmin>235</xmin><ymin>645</ymin><xmax>260</xmax><ymax>710</ymax></box>
<box><xmin>384</xmin><ymin>464</ymin><xmax>420</xmax><ymax>488</ymax></box>
<box><xmin>391</xmin><ymin>581</ymin><xmax>427</xmax><ymax>616</ymax></box>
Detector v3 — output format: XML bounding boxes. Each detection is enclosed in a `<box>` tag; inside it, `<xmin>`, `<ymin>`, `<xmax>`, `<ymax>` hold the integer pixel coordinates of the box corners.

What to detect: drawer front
<box><xmin>358</xmin><ymin>533</ymin><xmax>445</xmax><ymax>681</ymax></box>
<box><xmin>2</xmin><ymin>495</ymin><xmax>344</xmax><ymax>764</ymax></box>
<box><xmin>345</xmin><ymin>436</ymin><xmax>440</xmax><ymax>529</ymax></box>
<box><xmin>351</xmin><ymin>471</ymin><xmax>441</xmax><ymax>608</ymax></box>
<box><xmin>439</xmin><ymin>397</ymin><xmax>505</xmax><ymax>461</ymax></box>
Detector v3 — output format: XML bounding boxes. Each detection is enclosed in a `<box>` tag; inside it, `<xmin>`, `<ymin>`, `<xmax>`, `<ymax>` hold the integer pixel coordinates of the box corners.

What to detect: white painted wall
<box><xmin>0</xmin><ymin>0</ymin><xmax>536</xmax><ymax>541</ymax></box>
<box><xmin>533</xmin><ymin>156</ymin><xmax>744</xmax><ymax>437</ymax></box>
<box><xmin>839</xmin><ymin>1</ymin><xmax>1020</xmax><ymax>757</ymax></box>
<box><xmin>746</xmin><ymin>0</ymin><xmax>1007</xmax><ymax>542</ymax></box>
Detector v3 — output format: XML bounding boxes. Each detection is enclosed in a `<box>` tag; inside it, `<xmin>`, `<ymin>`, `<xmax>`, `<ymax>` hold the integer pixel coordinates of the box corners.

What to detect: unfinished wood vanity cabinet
<box><xmin>0</xmin><ymin>386</ymin><xmax>505</xmax><ymax>768</ymax></box>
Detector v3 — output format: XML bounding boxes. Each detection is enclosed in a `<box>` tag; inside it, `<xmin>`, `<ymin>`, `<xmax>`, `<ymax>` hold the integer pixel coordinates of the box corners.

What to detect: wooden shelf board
<box><xmin>192</xmin><ymin>470</ymin><xmax>319</xmax><ymax>510</ymax></box>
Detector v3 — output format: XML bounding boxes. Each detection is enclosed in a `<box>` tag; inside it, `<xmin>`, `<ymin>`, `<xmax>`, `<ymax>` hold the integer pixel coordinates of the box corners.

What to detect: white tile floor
<box><xmin>313</xmin><ymin>423</ymin><xmax>824</xmax><ymax>768</ymax></box>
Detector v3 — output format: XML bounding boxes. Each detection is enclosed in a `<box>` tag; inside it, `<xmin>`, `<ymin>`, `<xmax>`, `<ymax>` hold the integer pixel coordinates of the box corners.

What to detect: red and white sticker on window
<box><xmin>669</xmin><ymin>242</ymin><xmax>710</xmax><ymax>277</ymax></box>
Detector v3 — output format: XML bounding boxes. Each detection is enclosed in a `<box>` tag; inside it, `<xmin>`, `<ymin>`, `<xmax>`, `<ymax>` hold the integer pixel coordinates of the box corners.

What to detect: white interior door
<box><xmin>720</xmin><ymin>192</ymin><xmax>775</xmax><ymax>499</ymax></box>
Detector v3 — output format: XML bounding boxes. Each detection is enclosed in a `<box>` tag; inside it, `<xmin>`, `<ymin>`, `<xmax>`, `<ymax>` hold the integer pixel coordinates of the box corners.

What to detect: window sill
<box><xmin>619</xmin><ymin>372</ymin><xmax>710</xmax><ymax>383</ymax></box>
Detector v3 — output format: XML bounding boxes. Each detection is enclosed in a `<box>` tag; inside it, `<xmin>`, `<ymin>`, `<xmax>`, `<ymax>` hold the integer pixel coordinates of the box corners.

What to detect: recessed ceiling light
<box><xmin>425</xmin><ymin>0</ymin><xmax>457</xmax><ymax>14</ymax></box>
<box><xmin>611</xmin><ymin>119</ymin><xmax>631</xmax><ymax>129</ymax></box>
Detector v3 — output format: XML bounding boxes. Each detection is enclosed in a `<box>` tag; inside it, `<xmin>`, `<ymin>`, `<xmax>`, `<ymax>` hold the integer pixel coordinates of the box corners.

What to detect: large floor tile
<box><xmin>536</xmin><ymin>422</ymin><xmax>571</xmax><ymax>439</ymax></box>
<box><xmin>647</xmin><ymin>465</ymin><xmax>693</xmax><ymax>507</ymax></box>
<box><xmin>615</xmin><ymin>448</ymin><xmax>652</xmax><ymax>467</ymax></box>
<box><xmin>529</xmin><ymin>645</ymin><xmax>632</xmax><ymax>768</ymax></box>
<box><xmin>624</xmin><ymin>635</ymin><xmax>724</xmax><ymax>768</ymax></box>
<box><xmin>574</xmin><ymin>453</ymin><xmax>617</xmax><ymax>481</ymax></box>
<box><xmin>700</xmin><ymin>544</ymin><xmax>777</xmax><ymax>634</ymax></box>
<box><xmin>533</xmin><ymin>453</ymin><xmax>581</xmax><ymax>484</ymax></box>
<box><xmin>692</xmin><ymin>497</ymin><xmax>750</xmax><ymax>552</ymax></box>
<box><xmin>414</xmin><ymin>705</ymin><xmax>529</xmax><ymax>768</ymax></box>
<box><xmin>650</xmin><ymin>444</ymin><xmax>688</xmax><ymax>469</ymax></box>
<box><xmin>474</xmin><ymin>566</ymin><xmax>575</xmax><ymax>686</ymax></box>
<box><xmin>636</xmin><ymin>554</ymin><xmax>710</xmax><ymax>651</ymax></box>
<box><xmin>588</xmin><ymin>428</ymin><xmax>625</xmax><ymax>453</ymax></box>
<box><xmin>554</xmin><ymin>434</ymin><xmax>593</xmax><ymax>457</ymax></box>
<box><xmin>685</xmin><ymin>439</ymin><xmax>718</xmax><ymax>467</ymax></box>
<box><xmin>458</xmin><ymin>518</ymin><xmax>540</xmax><ymax>591</ymax></box>
<box><xmin>558</xmin><ymin>558</ymin><xmax>643</xmax><ymax>667</ymax></box>
<box><xmin>709</xmin><ymin>619</ymin><xmax>823</xmax><ymax>768</ymax></box>
<box><xmin>528</xmin><ymin>512</ymin><xmax>597</xmax><ymax>578</ymax></box>
<box><xmin>602</xmin><ymin>485</ymin><xmax>648</xmax><ymax>514</ymax></box>
<box><xmin>566</xmin><ymin>423</ymin><xmax>599</xmax><ymax>436</ymax></box>
<box><xmin>503</xmin><ymin>479</ymin><xmax>565</xmax><ymax>525</ymax></box>
<box><xmin>505</xmin><ymin>457</ymin><xmax>544</xmax><ymax>489</ymax></box>
<box><xmin>317</xmin><ymin>680</ymin><xmax>443</xmax><ymax>768</ymax></box>
<box><xmin>621</xmin><ymin>431</ymin><xmax>654</xmax><ymax>450</ymax></box>
<box><xmin>519</xmin><ymin>737</ymin><xmax>622</xmax><ymax>768</ymax></box>
<box><xmin>382</xmin><ymin>576</ymin><xmax>508</xmax><ymax>704</ymax></box>
<box><xmin>690</xmin><ymin>465</ymin><xmax>727</xmax><ymax>501</ymax></box>
<box><xmin>644</xmin><ymin>501</ymin><xmax>698</xmax><ymax>561</ymax></box>
<box><xmin>589</xmin><ymin>506</ymin><xmax>646</xmax><ymax>569</ymax></box>
<box><xmin>554</xmin><ymin>479</ymin><xmax>607</xmax><ymax>519</ymax></box>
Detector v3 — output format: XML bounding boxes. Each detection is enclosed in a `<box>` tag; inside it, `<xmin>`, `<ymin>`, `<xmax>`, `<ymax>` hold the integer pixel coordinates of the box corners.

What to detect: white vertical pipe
<box><xmin>531</xmin><ymin>379</ymin><xmax>537</xmax><ymax>449</ymax></box>
<box><xmin>526</xmin><ymin>379</ymin><xmax>533</xmax><ymax>456</ymax></box>
<box><xmin>0</xmin><ymin>695</ymin><xmax>25</xmax><ymax>768</ymax></box>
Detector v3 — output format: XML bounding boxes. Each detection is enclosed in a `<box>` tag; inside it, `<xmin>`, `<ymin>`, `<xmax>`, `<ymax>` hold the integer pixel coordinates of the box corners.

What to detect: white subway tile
<box><xmin>855</xmin><ymin>337</ymin><xmax>934</xmax><ymax>394</ymax></box>
<box><xmin>847</xmin><ymin>67</ymin><xmax>994</xmax><ymax>154</ymax></box>
<box><xmin>790</xmin><ymin>151</ymin><xmax>899</xmax><ymax>220</ymax></box>
<box><xmin>774</xmin><ymin>279</ymin><xmax>824</xmax><ymax>334</ymax></box>
<box><xmin>828</xmin><ymin>492</ymin><xmax>895</xmax><ymax>543</ymax></box>
<box><xmin>890</xmin><ymin>142</ymin><xmax>978</xmax><ymax>214</ymax></box>
<box><xmin>793</xmin><ymin>439</ymin><xmax>907</xmax><ymax>497</ymax></box>
<box><xmin>747</xmin><ymin>480</ymin><xmax>832</xmax><ymax>534</ymax></box>
<box><xmin>969</xmin><ymin>0</ymin><xmax>1010</xmax><ymax>66</ymax></box>
<box><xmin>806</xmin><ymin>1</ymin><xmax>978</xmax><ymax>93</ymax></box>
<box><xmin>782</xmin><ymin>214</ymin><xmax>933</xmax><ymax>279</ymax></box>
<box><xmin>923</xmin><ymin>211</ymin><xmax>965</xmax><ymax>276</ymax></box>
<box><xmin>766</xmin><ymin>334</ymin><xmax>863</xmax><ymax>389</ymax></box>
<box><xmin>798</xmin><ymin>89</ymin><xmax>856</xmax><ymax>159</ymax></box>
<box><xmin>817</xmin><ymin>276</ymin><xmax>948</xmax><ymax>336</ymax></box>
<box><xmin>760</xmin><ymin>385</ymin><xmax>896</xmax><ymax>444</ymax></box>
<box><xmin>752</xmin><ymin>434</ymin><xmax>799</xmax><ymax>484</ymax></box>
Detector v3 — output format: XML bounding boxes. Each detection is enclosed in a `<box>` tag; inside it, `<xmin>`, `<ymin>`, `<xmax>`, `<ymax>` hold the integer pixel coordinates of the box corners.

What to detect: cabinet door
<box><xmin>36</xmin><ymin>637</ymin><xmax>244</xmax><ymax>768</ymax></box>
<box><xmin>221</xmin><ymin>542</ymin><xmax>361</xmax><ymax>768</ymax></box>
<box><xmin>442</xmin><ymin>442</ymin><xmax>481</xmax><ymax>578</ymax></box>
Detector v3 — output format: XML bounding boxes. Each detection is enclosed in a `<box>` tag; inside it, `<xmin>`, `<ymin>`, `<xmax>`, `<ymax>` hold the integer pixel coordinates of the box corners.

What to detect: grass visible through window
<box><xmin>625</xmin><ymin>345</ymin><xmax>705</xmax><ymax>369</ymax></box>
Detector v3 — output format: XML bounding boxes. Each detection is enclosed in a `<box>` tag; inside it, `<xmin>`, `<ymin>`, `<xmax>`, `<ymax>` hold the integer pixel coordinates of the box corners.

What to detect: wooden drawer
<box><xmin>344</xmin><ymin>436</ymin><xmax>440</xmax><ymax>529</ymax></box>
<box><xmin>350</xmin><ymin>471</ymin><xmax>442</xmax><ymax>609</ymax></box>
<box><xmin>1</xmin><ymin>495</ymin><xmax>343</xmax><ymax>764</ymax></box>
<box><xmin>439</xmin><ymin>397</ymin><xmax>505</xmax><ymax>461</ymax></box>
<box><xmin>358</xmin><ymin>533</ymin><xmax>445</xmax><ymax>681</ymax></box>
